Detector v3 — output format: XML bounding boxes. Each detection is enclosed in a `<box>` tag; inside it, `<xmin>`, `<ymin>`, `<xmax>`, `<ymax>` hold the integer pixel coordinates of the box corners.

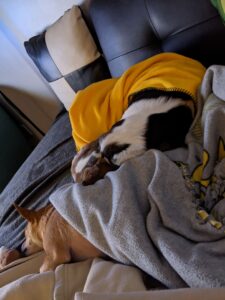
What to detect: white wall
<box><xmin>0</xmin><ymin>0</ymin><xmax>84</xmax><ymax>135</ymax></box>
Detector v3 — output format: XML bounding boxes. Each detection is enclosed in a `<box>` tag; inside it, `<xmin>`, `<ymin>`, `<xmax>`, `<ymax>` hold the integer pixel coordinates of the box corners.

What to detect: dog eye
<box><xmin>103</xmin><ymin>143</ymin><xmax>130</xmax><ymax>162</ymax></box>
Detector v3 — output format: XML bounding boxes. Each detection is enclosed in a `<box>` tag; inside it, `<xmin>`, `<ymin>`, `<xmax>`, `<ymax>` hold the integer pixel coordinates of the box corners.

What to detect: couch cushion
<box><xmin>89</xmin><ymin>0</ymin><xmax>225</xmax><ymax>77</ymax></box>
<box><xmin>24</xmin><ymin>6</ymin><xmax>110</xmax><ymax>110</ymax></box>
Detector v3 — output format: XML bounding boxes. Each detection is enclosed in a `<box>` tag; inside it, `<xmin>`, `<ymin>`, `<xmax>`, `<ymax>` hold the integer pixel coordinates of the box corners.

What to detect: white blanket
<box><xmin>1</xmin><ymin>254</ymin><xmax>225</xmax><ymax>299</ymax></box>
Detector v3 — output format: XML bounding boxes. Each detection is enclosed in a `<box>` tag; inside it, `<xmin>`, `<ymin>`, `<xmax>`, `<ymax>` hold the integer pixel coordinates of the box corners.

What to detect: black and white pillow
<box><xmin>24</xmin><ymin>6</ymin><xmax>110</xmax><ymax>110</ymax></box>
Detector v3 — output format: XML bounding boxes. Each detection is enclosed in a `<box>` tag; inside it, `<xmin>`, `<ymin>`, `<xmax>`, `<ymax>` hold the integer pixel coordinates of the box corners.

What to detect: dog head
<box><xmin>99</xmin><ymin>95</ymin><xmax>195</xmax><ymax>166</ymax></box>
<box><xmin>14</xmin><ymin>204</ymin><xmax>44</xmax><ymax>256</ymax></box>
<box><xmin>71</xmin><ymin>138</ymin><xmax>118</xmax><ymax>185</ymax></box>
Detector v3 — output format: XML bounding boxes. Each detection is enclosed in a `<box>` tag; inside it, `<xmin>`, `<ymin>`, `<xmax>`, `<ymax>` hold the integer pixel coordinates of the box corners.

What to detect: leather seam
<box><xmin>107</xmin><ymin>44</ymin><xmax>159</xmax><ymax>63</ymax></box>
<box><xmin>166</xmin><ymin>14</ymin><xmax>219</xmax><ymax>39</ymax></box>
<box><xmin>107</xmin><ymin>15</ymin><xmax>219</xmax><ymax>63</ymax></box>
<box><xmin>144</xmin><ymin>0</ymin><xmax>161</xmax><ymax>41</ymax></box>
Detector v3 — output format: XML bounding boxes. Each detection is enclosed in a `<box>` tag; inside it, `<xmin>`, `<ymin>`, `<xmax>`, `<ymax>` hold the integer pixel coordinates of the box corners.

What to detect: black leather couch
<box><xmin>85</xmin><ymin>0</ymin><xmax>225</xmax><ymax>77</ymax></box>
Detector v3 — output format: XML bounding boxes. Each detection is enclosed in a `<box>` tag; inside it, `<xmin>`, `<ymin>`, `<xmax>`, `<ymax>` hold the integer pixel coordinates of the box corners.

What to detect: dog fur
<box><xmin>100</xmin><ymin>94</ymin><xmax>194</xmax><ymax>166</ymax></box>
<box><xmin>14</xmin><ymin>203</ymin><xmax>104</xmax><ymax>273</ymax></box>
<box><xmin>0</xmin><ymin>247</ymin><xmax>22</xmax><ymax>269</ymax></box>
<box><xmin>71</xmin><ymin>90</ymin><xmax>195</xmax><ymax>184</ymax></box>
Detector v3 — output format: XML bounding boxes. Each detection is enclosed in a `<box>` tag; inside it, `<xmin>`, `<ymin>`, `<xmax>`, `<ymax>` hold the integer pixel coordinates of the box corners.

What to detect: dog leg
<box><xmin>40</xmin><ymin>248</ymin><xmax>71</xmax><ymax>273</ymax></box>
<box><xmin>40</xmin><ymin>254</ymin><xmax>56</xmax><ymax>273</ymax></box>
<box><xmin>40</xmin><ymin>253</ymin><xmax>70</xmax><ymax>272</ymax></box>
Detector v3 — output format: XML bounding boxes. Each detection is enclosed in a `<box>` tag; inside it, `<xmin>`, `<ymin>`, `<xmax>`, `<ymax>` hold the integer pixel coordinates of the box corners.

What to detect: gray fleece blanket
<box><xmin>50</xmin><ymin>65</ymin><xmax>225</xmax><ymax>289</ymax></box>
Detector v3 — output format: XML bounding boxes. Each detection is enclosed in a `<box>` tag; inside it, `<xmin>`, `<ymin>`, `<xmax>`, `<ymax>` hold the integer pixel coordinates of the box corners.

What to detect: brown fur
<box><xmin>14</xmin><ymin>203</ymin><xmax>104</xmax><ymax>273</ymax></box>
<box><xmin>0</xmin><ymin>248</ymin><xmax>22</xmax><ymax>269</ymax></box>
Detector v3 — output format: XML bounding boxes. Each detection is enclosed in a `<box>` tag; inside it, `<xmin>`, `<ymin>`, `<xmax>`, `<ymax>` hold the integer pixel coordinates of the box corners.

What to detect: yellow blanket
<box><xmin>69</xmin><ymin>53</ymin><xmax>206</xmax><ymax>150</ymax></box>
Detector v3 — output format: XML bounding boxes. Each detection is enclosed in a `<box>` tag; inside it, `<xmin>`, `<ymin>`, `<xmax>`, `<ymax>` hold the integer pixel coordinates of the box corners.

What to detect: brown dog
<box><xmin>71</xmin><ymin>138</ymin><xmax>118</xmax><ymax>185</ymax></box>
<box><xmin>14</xmin><ymin>203</ymin><xmax>104</xmax><ymax>273</ymax></box>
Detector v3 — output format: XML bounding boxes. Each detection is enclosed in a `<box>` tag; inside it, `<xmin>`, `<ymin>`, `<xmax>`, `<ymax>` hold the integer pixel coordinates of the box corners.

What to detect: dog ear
<box><xmin>13</xmin><ymin>204</ymin><xmax>38</xmax><ymax>222</ymax></box>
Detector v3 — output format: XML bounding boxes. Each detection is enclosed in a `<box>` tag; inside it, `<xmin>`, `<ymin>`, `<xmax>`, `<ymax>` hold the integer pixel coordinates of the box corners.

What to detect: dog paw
<box><xmin>0</xmin><ymin>247</ymin><xmax>22</xmax><ymax>269</ymax></box>
<box><xmin>40</xmin><ymin>256</ymin><xmax>58</xmax><ymax>273</ymax></box>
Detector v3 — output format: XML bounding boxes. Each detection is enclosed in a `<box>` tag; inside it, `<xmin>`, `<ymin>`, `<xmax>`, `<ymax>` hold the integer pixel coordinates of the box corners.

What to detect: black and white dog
<box><xmin>99</xmin><ymin>90</ymin><xmax>195</xmax><ymax>166</ymax></box>
<box><xmin>71</xmin><ymin>89</ymin><xmax>195</xmax><ymax>185</ymax></box>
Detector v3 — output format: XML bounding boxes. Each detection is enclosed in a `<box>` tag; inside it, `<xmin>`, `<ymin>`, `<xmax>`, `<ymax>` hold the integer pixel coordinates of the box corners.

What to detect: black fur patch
<box><xmin>144</xmin><ymin>105</ymin><xmax>193</xmax><ymax>151</ymax></box>
<box><xmin>102</xmin><ymin>143</ymin><xmax>130</xmax><ymax>163</ymax></box>
<box><xmin>86</xmin><ymin>155</ymin><xmax>99</xmax><ymax>167</ymax></box>
<box><xmin>129</xmin><ymin>88</ymin><xmax>192</xmax><ymax>106</ymax></box>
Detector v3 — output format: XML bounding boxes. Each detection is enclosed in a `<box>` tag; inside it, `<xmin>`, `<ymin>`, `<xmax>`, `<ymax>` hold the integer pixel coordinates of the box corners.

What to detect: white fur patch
<box><xmin>122</xmin><ymin>97</ymin><xmax>190</xmax><ymax>118</ymax></box>
<box><xmin>75</xmin><ymin>151</ymin><xmax>101</xmax><ymax>174</ymax></box>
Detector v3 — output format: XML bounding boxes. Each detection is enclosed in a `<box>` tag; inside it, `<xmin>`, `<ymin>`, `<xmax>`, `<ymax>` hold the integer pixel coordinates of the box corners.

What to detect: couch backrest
<box><xmin>88</xmin><ymin>0</ymin><xmax>225</xmax><ymax>77</ymax></box>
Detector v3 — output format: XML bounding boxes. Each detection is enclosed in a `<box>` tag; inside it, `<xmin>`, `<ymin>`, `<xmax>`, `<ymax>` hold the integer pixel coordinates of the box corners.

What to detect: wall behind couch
<box><xmin>0</xmin><ymin>0</ymin><xmax>85</xmax><ymax>136</ymax></box>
